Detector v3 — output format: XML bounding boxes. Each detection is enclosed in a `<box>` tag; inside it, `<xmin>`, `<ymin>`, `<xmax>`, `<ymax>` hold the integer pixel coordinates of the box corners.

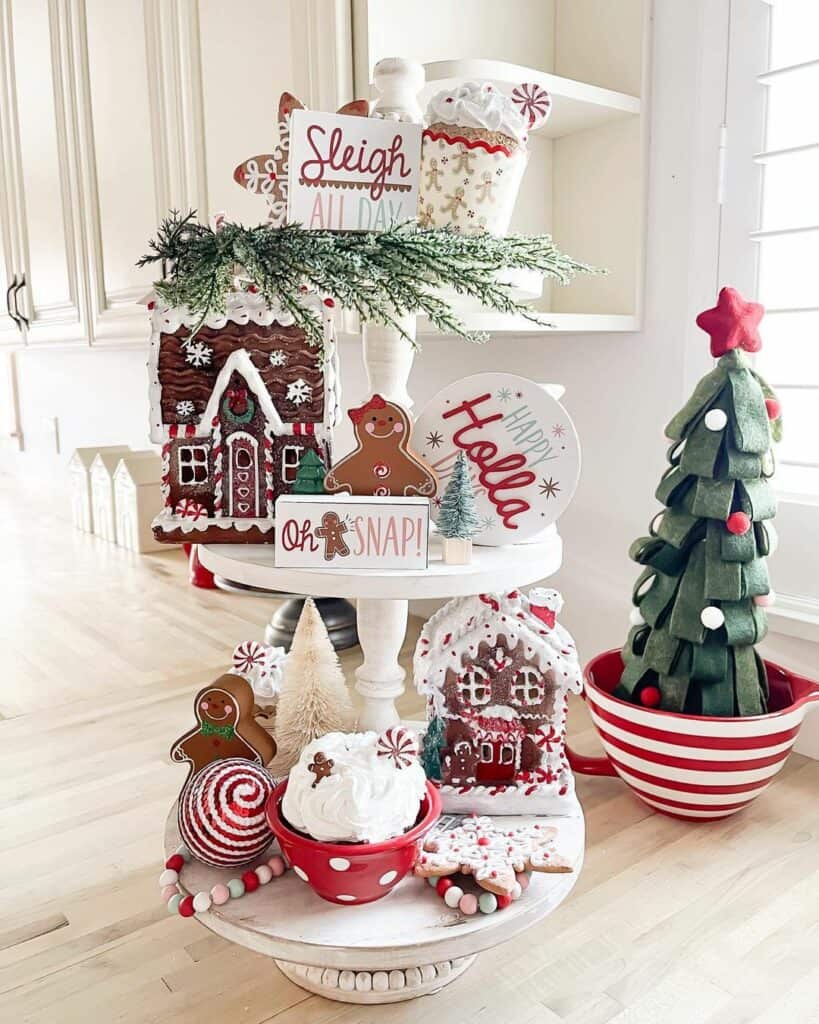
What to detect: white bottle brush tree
<box><xmin>438</xmin><ymin>450</ymin><xmax>481</xmax><ymax>564</ymax></box>
<box><xmin>274</xmin><ymin>598</ymin><xmax>355</xmax><ymax>771</ymax></box>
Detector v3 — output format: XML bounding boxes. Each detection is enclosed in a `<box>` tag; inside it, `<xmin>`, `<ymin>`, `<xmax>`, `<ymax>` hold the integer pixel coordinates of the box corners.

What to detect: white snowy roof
<box><xmin>114</xmin><ymin>452</ymin><xmax>162</xmax><ymax>485</ymax></box>
<box><xmin>198</xmin><ymin>349</ymin><xmax>286</xmax><ymax>435</ymax></box>
<box><xmin>69</xmin><ymin>445</ymin><xmax>129</xmax><ymax>470</ymax></box>
<box><xmin>148</xmin><ymin>289</ymin><xmax>332</xmax><ymax>334</ymax></box>
<box><xmin>414</xmin><ymin>589</ymin><xmax>583</xmax><ymax>707</ymax></box>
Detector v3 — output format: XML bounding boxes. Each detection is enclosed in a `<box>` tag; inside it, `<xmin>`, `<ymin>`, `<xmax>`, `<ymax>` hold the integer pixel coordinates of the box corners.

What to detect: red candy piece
<box><xmin>477</xmin><ymin>837</ymin><xmax>490</xmax><ymax>847</ymax></box>
<box><xmin>726</xmin><ymin>511</ymin><xmax>751</xmax><ymax>536</ymax></box>
<box><xmin>640</xmin><ymin>685</ymin><xmax>662</xmax><ymax>708</ymax></box>
<box><xmin>436</xmin><ymin>878</ymin><xmax>454</xmax><ymax>897</ymax></box>
<box><xmin>242</xmin><ymin>870</ymin><xmax>260</xmax><ymax>893</ymax></box>
<box><xmin>765</xmin><ymin>397</ymin><xmax>781</xmax><ymax>421</ymax></box>
<box><xmin>165</xmin><ymin>854</ymin><xmax>184</xmax><ymax>872</ymax></box>
<box><xmin>496</xmin><ymin>894</ymin><xmax>512</xmax><ymax>910</ymax></box>
<box><xmin>178</xmin><ymin>895</ymin><xmax>195</xmax><ymax>917</ymax></box>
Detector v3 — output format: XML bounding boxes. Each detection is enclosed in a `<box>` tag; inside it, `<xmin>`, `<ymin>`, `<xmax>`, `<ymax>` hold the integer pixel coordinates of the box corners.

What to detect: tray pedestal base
<box><xmin>275</xmin><ymin>953</ymin><xmax>476</xmax><ymax>1004</ymax></box>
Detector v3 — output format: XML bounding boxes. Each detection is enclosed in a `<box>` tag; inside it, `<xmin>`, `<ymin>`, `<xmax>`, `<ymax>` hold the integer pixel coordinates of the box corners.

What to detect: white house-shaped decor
<box><xmin>114</xmin><ymin>452</ymin><xmax>164</xmax><ymax>553</ymax></box>
<box><xmin>91</xmin><ymin>449</ymin><xmax>155</xmax><ymax>543</ymax></box>
<box><xmin>68</xmin><ymin>446</ymin><xmax>129</xmax><ymax>533</ymax></box>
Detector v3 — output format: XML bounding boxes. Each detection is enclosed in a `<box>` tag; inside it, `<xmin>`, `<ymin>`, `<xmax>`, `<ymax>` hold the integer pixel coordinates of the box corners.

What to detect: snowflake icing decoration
<box><xmin>286</xmin><ymin>378</ymin><xmax>312</xmax><ymax>405</ymax></box>
<box><xmin>269</xmin><ymin>350</ymin><xmax>287</xmax><ymax>367</ymax></box>
<box><xmin>184</xmin><ymin>341</ymin><xmax>213</xmax><ymax>368</ymax></box>
<box><xmin>175</xmin><ymin>400</ymin><xmax>196</xmax><ymax>420</ymax></box>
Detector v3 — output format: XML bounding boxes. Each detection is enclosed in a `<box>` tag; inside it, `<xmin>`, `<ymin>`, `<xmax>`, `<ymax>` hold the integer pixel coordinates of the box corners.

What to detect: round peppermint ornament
<box><xmin>179</xmin><ymin>758</ymin><xmax>275</xmax><ymax>867</ymax></box>
<box><xmin>415</xmin><ymin>373</ymin><xmax>580</xmax><ymax>546</ymax></box>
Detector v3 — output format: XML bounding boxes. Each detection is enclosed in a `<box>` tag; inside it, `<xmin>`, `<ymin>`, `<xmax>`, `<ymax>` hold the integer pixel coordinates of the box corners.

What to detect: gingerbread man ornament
<box><xmin>170</xmin><ymin>673</ymin><xmax>276</xmax><ymax>787</ymax></box>
<box><xmin>324</xmin><ymin>395</ymin><xmax>438</xmax><ymax>498</ymax></box>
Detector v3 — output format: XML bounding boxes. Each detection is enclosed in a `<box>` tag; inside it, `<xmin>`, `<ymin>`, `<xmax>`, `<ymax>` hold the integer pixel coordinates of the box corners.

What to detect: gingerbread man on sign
<box><xmin>314</xmin><ymin>510</ymin><xmax>350</xmax><ymax>561</ymax></box>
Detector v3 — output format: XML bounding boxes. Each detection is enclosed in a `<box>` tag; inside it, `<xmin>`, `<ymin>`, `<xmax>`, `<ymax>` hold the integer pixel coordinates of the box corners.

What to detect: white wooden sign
<box><xmin>287</xmin><ymin>109</ymin><xmax>422</xmax><ymax>231</ymax></box>
<box><xmin>414</xmin><ymin>372</ymin><xmax>581</xmax><ymax>546</ymax></box>
<box><xmin>274</xmin><ymin>495</ymin><xmax>429</xmax><ymax>569</ymax></box>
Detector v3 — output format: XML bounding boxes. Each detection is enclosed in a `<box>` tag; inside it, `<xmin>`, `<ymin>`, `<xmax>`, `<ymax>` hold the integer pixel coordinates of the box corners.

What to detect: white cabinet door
<box><xmin>3</xmin><ymin>0</ymin><xmax>87</xmax><ymax>345</ymax></box>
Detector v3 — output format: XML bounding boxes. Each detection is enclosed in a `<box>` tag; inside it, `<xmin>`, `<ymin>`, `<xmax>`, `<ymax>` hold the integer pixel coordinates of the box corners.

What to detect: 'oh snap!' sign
<box><xmin>287</xmin><ymin>108</ymin><xmax>422</xmax><ymax>231</ymax></box>
<box><xmin>274</xmin><ymin>495</ymin><xmax>429</xmax><ymax>570</ymax></box>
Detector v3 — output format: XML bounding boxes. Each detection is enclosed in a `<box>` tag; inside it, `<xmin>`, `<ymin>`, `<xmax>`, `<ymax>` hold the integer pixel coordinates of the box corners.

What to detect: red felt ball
<box><xmin>726</xmin><ymin>511</ymin><xmax>751</xmax><ymax>536</ymax></box>
<box><xmin>178</xmin><ymin>895</ymin><xmax>196</xmax><ymax>918</ymax></box>
<box><xmin>241</xmin><ymin>870</ymin><xmax>260</xmax><ymax>893</ymax></box>
<box><xmin>436</xmin><ymin>878</ymin><xmax>454</xmax><ymax>897</ymax></box>
<box><xmin>496</xmin><ymin>894</ymin><xmax>512</xmax><ymax>910</ymax></box>
<box><xmin>765</xmin><ymin>397</ymin><xmax>781</xmax><ymax>421</ymax></box>
<box><xmin>640</xmin><ymin>685</ymin><xmax>662</xmax><ymax>708</ymax></box>
<box><xmin>165</xmin><ymin>854</ymin><xmax>184</xmax><ymax>872</ymax></box>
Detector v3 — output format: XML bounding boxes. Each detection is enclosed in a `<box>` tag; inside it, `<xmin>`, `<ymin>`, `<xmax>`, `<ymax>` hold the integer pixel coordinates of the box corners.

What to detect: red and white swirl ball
<box><xmin>376</xmin><ymin>726</ymin><xmax>419</xmax><ymax>769</ymax></box>
<box><xmin>179</xmin><ymin>759</ymin><xmax>276</xmax><ymax>867</ymax></box>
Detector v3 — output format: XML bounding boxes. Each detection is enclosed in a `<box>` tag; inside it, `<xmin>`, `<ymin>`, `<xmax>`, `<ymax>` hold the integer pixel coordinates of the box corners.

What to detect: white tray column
<box><xmin>355</xmin><ymin>597</ymin><xmax>409</xmax><ymax>730</ymax></box>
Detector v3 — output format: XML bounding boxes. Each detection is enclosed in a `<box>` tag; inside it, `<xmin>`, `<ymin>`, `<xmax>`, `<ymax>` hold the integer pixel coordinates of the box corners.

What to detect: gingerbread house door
<box><xmin>475</xmin><ymin>735</ymin><xmax>519</xmax><ymax>783</ymax></box>
<box><xmin>226</xmin><ymin>432</ymin><xmax>260</xmax><ymax>517</ymax></box>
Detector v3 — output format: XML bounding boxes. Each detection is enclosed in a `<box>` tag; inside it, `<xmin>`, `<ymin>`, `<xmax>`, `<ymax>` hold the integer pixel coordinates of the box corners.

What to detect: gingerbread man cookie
<box><xmin>414</xmin><ymin>815</ymin><xmax>572</xmax><ymax>896</ymax></box>
<box><xmin>324</xmin><ymin>395</ymin><xmax>438</xmax><ymax>498</ymax></box>
<box><xmin>314</xmin><ymin>510</ymin><xmax>350</xmax><ymax>561</ymax></box>
<box><xmin>170</xmin><ymin>673</ymin><xmax>276</xmax><ymax>787</ymax></box>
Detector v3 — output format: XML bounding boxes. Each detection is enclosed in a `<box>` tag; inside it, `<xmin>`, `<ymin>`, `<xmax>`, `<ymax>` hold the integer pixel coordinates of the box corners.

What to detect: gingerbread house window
<box><xmin>281</xmin><ymin>444</ymin><xmax>303</xmax><ymax>484</ymax></box>
<box><xmin>510</xmin><ymin>666</ymin><xmax>544</xmax><ymax>707</ymax></box>
<box><xmin>178</xmin><ymin>444</ymin><xmax>209</xmax><ymax>485</ymax></box>
<box><xmin>460</xmin><ymin>666</ymin><xmax>491</xmax><ymax>707</ymax></box>
<box><xmin>479</xmin><ymin>741</ymin><xmax>493</xmax><ymax>761</ymax></box>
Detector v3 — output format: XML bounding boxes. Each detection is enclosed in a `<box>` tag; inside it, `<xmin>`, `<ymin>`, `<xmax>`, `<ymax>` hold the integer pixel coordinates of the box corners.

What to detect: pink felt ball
<box><xmin>267</xmin><ymin>855</ymin><xmax>286</xmax><ymax>877</ymax></box>
<box><xmin>210</xmin><ymin>884</ymin><xmax>231</xmax><ymax>906</ymax></box>
<box><xmin>765</xmin><ymin>397</ymin><xmax>781</xmax><ymax>421</ymax></box>
<box><xmin>459</xmin><ymin>892</ymin><xmax>478</xmax><ymax>915</ymax></box>
<box><xmin>754</xmin><ymin>591</ymin><xmax>776</xmax><ymax>607</ymax></box>
<box><xmin>255</xmin><ymin>864</ymin><xmax>273</xmax><ymax>885</ymax></box>
<box><xmin>726</xmin><ymin>511</ymin><xmax>751</xmax><ymax>536</ymax></box>
<box><xmin>161</xmin><ymin>884</ymin><xmax>178</xmax><ymax>903</ymax></box>
<box><xmin>516</xmin><ymin>872</ymin><xmax>530</xmax><ymax>892</ymax></box>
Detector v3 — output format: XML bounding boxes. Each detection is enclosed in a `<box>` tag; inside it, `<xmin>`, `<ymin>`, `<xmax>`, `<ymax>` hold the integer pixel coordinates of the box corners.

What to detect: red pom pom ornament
<box><xmin>165</xmin><ymin>853</ymin><xmax>185</xmax><ymax>872</ymax></box>
<box><xmin>242</xmin><ymin>870</ymin><xmax>260</xmax><ymax>893</ymax></box>
<box><xmin>640</xmin><ymin>685</ymin><xmax>662</xmax><ymax>708</ymax></box>
<box><xmin>726</xmin><ymin>511</ymin><xmax>751</xmax><ymax>536</ymax></box>
<box><xmin>178</xmin><ymin>895</ymin><xmax>196</xmax><ymax>918</ymax></box>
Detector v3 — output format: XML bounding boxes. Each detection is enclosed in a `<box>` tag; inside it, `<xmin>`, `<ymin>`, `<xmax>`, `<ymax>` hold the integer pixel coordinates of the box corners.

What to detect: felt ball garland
<box><xmin>426</xmin><ymin>871</ymin><xmax>530</xmax><ymax>915</ymax></box>
<box><xmin>159</xmin><ymin>843</ymin><xmax>288</xmax><ymax>918</ymax></box>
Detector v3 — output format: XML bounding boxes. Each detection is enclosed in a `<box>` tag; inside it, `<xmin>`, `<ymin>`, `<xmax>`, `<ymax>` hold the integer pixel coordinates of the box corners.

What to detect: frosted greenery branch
<box><xmin>138</xmin><ymin>211</ymin><xmax>603</xmax><ymax>348</ymax></box>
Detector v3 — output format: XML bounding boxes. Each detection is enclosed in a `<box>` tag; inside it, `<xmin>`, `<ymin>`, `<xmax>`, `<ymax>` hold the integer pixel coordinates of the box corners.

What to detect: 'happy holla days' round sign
<box><xmin>415</xmin><ymin>373</ymin><xmax>581</xmax><ymax>546</ymax></box>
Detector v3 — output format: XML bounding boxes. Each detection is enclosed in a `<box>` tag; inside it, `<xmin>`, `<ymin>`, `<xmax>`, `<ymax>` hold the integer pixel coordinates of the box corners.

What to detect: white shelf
<box><xmin>417</xmin><ymin>312</ymin><xmax>641</xmax><ymax>336</ymax></box>
<box><xmin>419</xmin><ymin>59</ymin><xmax>641</xmax><ymax>140</ymax></box>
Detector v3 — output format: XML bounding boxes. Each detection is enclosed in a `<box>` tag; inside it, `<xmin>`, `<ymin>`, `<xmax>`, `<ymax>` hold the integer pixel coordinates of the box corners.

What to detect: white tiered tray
<box><xmin>165</xmin><ymin>803</ymin><xmax>584</xmax><ymax>1004</ymax></box>
<box><xmin>199</xmin><ymin>528</ymin><xmax>562</xmax><ymax>731</ymax></box>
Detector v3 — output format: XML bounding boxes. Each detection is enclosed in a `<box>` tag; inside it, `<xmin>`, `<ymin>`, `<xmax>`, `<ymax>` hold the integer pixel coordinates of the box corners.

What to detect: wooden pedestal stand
<box><xmin>165</xmin><ymin>804</ymin><xmax>583</xmax><ymax>1004</ymax></box>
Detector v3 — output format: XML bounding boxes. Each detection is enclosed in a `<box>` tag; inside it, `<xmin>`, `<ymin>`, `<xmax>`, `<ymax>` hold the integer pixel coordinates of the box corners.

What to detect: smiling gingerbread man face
<box><xmin>362</xmin><ymin>404</ymin><xmax>407</xmax><ymax>440</ymax></box>
<box><xmin>198</xmin><ymin>689</ymin><xmax>238</xmax><ymax>726</ymax></box>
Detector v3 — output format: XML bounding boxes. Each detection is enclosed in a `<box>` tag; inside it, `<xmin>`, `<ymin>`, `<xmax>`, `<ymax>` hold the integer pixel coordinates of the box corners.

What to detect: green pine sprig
<box><xmin>138</xmin><ymin>211</ymin><xmax>602</xmax><ymax>348</ymax></box>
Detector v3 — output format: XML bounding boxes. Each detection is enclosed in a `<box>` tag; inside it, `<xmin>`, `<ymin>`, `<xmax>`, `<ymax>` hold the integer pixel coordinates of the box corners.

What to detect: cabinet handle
<box><xmin>12</xmin><ymin>274</ymin><xmax>29</xmax><ymax>328</ymax></box>
<box><xmin>5</xmin><ymin>274</ymin><xmax>21</xmax><ymax>329</ymax></box>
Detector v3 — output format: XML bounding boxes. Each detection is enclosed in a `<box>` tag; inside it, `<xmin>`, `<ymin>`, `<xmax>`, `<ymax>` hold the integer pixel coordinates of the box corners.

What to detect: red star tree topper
<box><xmin>695</xmin><ymin>286</ymin><xmax>764</xmax><ymax>358</ymax></box>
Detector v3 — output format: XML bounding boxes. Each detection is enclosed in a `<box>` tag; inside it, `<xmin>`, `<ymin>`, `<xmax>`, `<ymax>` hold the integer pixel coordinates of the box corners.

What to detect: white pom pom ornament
<box><xmin>704</xmin><ymin>409</ymin><xmax>728</xmax><ymax>431</ymax></box>
<box><xmin>700</xmin><ymin>606</ymin><xmax>725</xmax><ymax>630</ymax></box>
<box><xmin>629</xmin><ymin>607</ymin><xmax>645</xmax><ymax>627</ymax></box>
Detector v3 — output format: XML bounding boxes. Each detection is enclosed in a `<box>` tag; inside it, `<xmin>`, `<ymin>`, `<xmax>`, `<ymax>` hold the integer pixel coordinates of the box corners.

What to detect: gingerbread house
<box><xmin>148</xmin><ymin>289</ymin><xmax>339</xmax><ymax>543</ymax></box>
<box><xmin>414</xmin><ymin>587</ymin><xmax>583</xmax><ymax>815</ymax></box>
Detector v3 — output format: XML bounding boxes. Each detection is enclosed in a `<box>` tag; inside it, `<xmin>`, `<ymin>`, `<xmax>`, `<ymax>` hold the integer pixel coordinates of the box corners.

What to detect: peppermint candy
<box><xmin>175</xmin><ymin>499</ymin><xmax>207</xmax><ymax>520</ymax></box>
<box><xmin>376</xmin><ymin>726</ymin><xmax>419</xmax><ymax>769</ymax></box>
<box><xmin>232</xmin><ymin>640</ymin><xmax>286</xmax><ymax>697</ymax></box>
<box><xmin>178</xmin><ymin>759</ymin><xmax>275</xmax><ymax>867</ymax></box>
<box><xmin>510</xmin><ymin>83</ymin><xmax>552</xmax><ymax>130</ymax></box>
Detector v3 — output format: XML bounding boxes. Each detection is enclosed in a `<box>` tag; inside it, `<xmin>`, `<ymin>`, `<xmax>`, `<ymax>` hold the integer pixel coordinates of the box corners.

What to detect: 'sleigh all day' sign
<box><xmin>287</xmin><ymin>109</ymin><xmax>422</xmax><ymax>231</ymax></box>
<box><xmin>275</xmin><ymin>496</ymin><xmax>429</xmax><ymax>570</ymax></box>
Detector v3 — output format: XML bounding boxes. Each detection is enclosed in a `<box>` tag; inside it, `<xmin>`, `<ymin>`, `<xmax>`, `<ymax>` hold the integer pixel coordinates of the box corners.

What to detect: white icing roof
<box><xmin>198</xmin><ymin>349</ymin><xmax>287</xmax><ymax>434</ymax></box>
<box><xmin>414</xmin><ymin>589</ymin><xmax>583</xmax><ymax>711</ymax></box>
<box><xmin>148</xmin><ymin>289</ymin><xmax>331</xmax><ymax>334</ymax></box>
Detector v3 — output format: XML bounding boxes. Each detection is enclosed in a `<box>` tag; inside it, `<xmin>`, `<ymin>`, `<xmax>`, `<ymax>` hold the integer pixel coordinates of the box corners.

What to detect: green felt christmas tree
<box><xmin>293</xmin><ymin>448</ymin><xmax>326</xmax><ymax>495</ymax></box>
<box><xmin>616</xmin><ymin>287</ymin><xmax>783</xmax><ymax>717</ymax></box>
<box><xmin>421</xmin><ymin>715</ymin><xmax>445</xmax><ymax>781</ymax></box>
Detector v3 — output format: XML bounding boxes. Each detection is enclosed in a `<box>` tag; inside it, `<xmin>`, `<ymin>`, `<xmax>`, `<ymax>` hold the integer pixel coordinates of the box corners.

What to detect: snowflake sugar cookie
<box><xmin>414</xmin><ymin>815</ymin><xmax>572</xmax><ymax>896</ymax></box>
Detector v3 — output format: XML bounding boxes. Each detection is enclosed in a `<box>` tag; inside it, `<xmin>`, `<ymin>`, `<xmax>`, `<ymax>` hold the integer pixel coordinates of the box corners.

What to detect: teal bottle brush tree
<box><xmin>616</xmin><ymin>287</ymin><xmax>783</xmax><ymax>716</ymax></box>
<box><xmin>437</xmin><ymin>450</ymin><xmax>481</xmax><ymax>565</ymax></box>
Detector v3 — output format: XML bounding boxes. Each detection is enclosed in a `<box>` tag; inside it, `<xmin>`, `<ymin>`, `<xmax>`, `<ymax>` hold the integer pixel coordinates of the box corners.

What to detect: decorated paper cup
<box><xmin>419</xmin><ymin>81</ymin><xmax>529</xmax><ymax>236</ymax></box>
<box><xmin>266</xmin><ymin>778</ymin><xmax>441</xmax><ymax>905</ymax></box>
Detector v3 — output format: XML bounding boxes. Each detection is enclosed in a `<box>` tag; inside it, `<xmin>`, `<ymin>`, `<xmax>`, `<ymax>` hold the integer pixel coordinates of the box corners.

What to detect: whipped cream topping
<box><xmin>426</xmin><ymin>80</ymin><xmax>528</xmax><ymax>146</ymax></box>
<box><xmin>282</xmin><ymin>731</ymin><xmax>426</xmax><ymax>844</ymax></box>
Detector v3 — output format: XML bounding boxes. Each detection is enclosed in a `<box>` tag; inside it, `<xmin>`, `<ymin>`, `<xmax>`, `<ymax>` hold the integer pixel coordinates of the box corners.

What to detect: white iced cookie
<box><xmin>426</xmin><ymin>81</ymin><xmax>528</xmax><ymax>148</ymax></box>
<box><xmin>282</xmin><ymin>729</ymin><xmax>426</xmax><ymax>844</ymax></box>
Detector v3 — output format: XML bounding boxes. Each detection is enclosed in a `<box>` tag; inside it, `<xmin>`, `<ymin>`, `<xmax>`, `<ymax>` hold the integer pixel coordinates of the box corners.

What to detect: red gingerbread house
<box><xmin>148</xmin><ymin>289</ymin><xmax>339</xmax><ymax>543</ymax></box>
<box><xmin>414</xmin><ymin>588</ymin><xmax>582</xmax><ymax>815</ymax></box>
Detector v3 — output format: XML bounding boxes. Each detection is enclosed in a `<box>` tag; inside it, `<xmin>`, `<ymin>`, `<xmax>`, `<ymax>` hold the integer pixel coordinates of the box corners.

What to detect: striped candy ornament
<box><xmin>570</xmin><ymin>650</ymin><xmax>819</xmax><ymax>821</ymax></box>
<box><xmin>179</xmin><ymin>759</ymin><xmax>276</xmax><ymax>866</ymax></box>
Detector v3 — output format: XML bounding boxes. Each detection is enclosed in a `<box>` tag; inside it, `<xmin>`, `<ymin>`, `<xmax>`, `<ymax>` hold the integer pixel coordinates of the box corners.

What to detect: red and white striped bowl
<box><xmin>567</xmin><ymin>650</ymin><xmax>819</xmax><ymax>821</ymax></box>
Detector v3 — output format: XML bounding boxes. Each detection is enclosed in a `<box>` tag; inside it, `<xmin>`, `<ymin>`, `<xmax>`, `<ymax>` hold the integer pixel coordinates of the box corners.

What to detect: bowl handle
<box><xmin>791</xmin><ymin>671</ymin><xmax>819</xmax><ymax>711</ymax></box>
<box><xmin>565</xmin><ymin>742</ymin><xmax>618</xmax><ymax>777</ymax></box>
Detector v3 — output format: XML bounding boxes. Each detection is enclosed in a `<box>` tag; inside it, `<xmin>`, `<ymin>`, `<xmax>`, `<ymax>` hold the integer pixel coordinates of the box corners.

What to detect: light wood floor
<box><xmin>2</xmin><ymin>473</ymin><xmax>819</xmax><ymax>1024</ymax></box>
